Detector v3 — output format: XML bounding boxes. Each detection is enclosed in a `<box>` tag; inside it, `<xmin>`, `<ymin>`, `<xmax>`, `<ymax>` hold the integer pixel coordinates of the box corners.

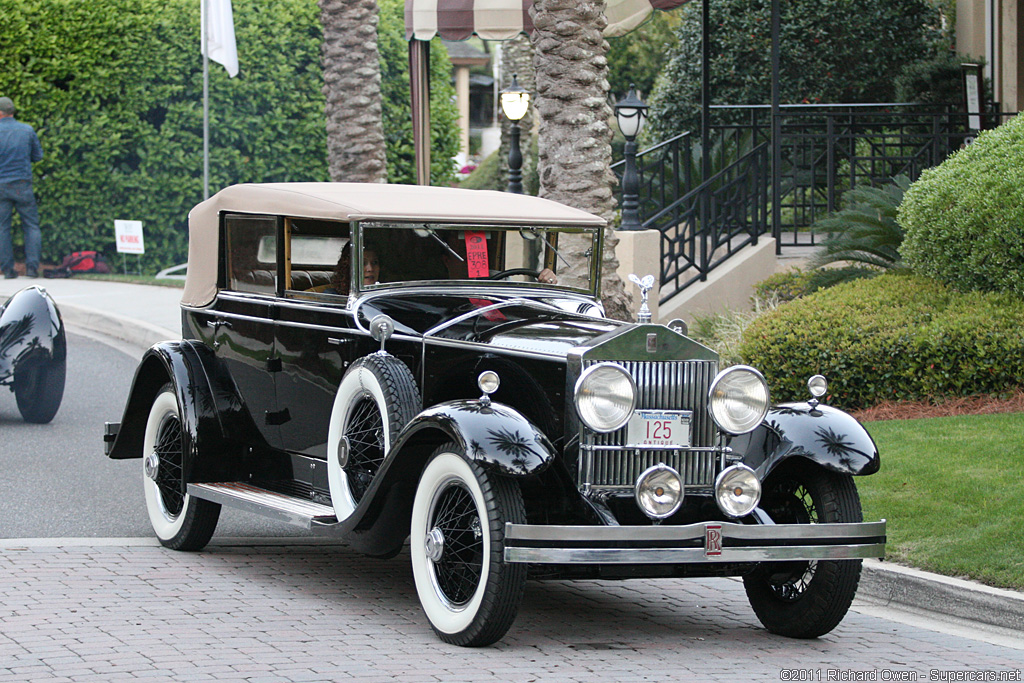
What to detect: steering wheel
<box><xmin>487</xmin><ymin>268</ymin><xmax>543</xmax><ymax>281</ymax></box>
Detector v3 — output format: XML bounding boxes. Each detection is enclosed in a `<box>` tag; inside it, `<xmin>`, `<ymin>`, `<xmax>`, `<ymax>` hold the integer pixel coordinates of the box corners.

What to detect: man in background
<box><xmin>0</xmin><ymin>96</ymin><xmax>44</xmax><ymax>279</ymax></box>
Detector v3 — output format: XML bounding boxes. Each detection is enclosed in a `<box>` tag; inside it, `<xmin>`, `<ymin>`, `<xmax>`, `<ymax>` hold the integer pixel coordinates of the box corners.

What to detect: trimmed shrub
<box><xmin>740</xmin><ymin>274</ymin><xmax>1024</xmax><ymax>409</ymax></box>
<box><xmin>753</xmin><ymin>267</ymin><xmax>876</xmax><ymax>304</ymax></box>
<box><xmin>899</xmin><ymin>114</ymin><xmax>1024</xmax><ymax>296</ymax></box>
<box><xmin>0</xmin><ymin>0</ymin><xmax>458</xmax><ymax>272</ymax></box>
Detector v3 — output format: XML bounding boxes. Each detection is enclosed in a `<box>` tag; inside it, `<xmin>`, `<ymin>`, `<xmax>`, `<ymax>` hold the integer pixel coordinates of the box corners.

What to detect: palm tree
<box><xmin>318</xmin><ymin>0</ymin><xmax>388</xmax><ymax>183</ymax></box>
<box><xmin>530</xmin><ymin>0</ymin><xmax>632</xmax><ymax>321</ymax></box>
<box><xmin>808</xmin><ymin>175</ymin><xmax>911</xmax><ymax>273</ymax></box>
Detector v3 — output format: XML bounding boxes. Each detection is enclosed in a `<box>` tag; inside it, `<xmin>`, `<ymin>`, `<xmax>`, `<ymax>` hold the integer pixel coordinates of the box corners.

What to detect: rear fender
<box><xmin>106</xmin><ymin>341</ymin><xmax>248</xmax><ymax>482</ymax></box>
<box><xmin>728</xmin><ymin>403</ymin><xmax>880</xmax><ymax>480</ymax></box>
<box><xmin>0</xmin><ymin>286</ymin><xmax>66</xmax><ymax>381</ymax></box>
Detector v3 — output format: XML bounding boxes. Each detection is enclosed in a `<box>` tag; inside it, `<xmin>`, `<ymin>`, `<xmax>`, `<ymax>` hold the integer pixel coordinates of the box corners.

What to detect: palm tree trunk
<box><xmin>530</xmin><ymin>0</ymin><xmax>633</xmax><ymax>321</ymax></box>
<box><xmin>319</xmin><ymin>0</ymin><xmax>387</xmax><ymax>183</ymax></box>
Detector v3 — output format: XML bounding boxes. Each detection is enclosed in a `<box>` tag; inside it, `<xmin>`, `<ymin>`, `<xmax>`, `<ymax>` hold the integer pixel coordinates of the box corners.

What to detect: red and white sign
<box><xmin>114</xmin><ymin>220</ymin><xmax>145</xmax><ymax>255</ymax></box>
<box><xmin>464</xmin><ymin>231</ymin><xmax>489</xmax><ymax>279</ymax></box>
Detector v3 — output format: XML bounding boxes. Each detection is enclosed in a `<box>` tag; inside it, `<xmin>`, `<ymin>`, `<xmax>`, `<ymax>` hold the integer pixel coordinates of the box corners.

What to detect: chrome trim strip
<box><xmin>505</xmin><ymin>520</ymin><xmax>886</xmax><ymax>542</ymax></box>
<box><xmin>505</xmin><ymin>543</ymin><xmax>886</xmax><ymax>564</ymax></box>
<box><xmin>583</xmin><ymin>444</ymin><xmax>720</xmax><ymax>452</ymax></box>
<box><xmin>424</xmin><ymin>336</ymin><xmax>566</xmax><ymax>361</ymax></box>
<box><xmin>424</xmin><ymin>298</ymin><xmax>535</xmax><ymax>336</ymax></box>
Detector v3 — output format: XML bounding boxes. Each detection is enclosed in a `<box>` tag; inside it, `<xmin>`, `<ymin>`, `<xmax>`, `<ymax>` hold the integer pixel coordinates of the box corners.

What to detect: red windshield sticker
<box><xmin>465</xmin><ymin>231</ymin><xmax>489</xmax><ymax>279</ymax></box>
<box><xmin>468</xmin><ymin>298</ymin><xmax>507</xmax><ymax>322</ymax></box>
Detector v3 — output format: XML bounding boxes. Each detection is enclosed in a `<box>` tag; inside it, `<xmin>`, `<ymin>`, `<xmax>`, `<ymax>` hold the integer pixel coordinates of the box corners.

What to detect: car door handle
<box><xmin>327</xmin><ymin>337</ymin><xmax>351</xmax><ymax>346</ymax></box>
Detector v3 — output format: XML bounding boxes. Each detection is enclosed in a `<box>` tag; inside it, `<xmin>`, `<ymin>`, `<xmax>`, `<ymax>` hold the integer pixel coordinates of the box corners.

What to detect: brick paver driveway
<box><xmin>2</xmin><ymin>541</ymin><xmax>1022</xmax><ymax>682</ymax></box>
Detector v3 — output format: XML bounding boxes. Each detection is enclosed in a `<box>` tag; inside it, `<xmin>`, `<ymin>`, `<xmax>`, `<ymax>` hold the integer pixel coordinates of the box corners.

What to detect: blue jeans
<box><xmin>0</xmin><ymin>180</ymin><xmax>41</xmax><ymax>275</ymax></box>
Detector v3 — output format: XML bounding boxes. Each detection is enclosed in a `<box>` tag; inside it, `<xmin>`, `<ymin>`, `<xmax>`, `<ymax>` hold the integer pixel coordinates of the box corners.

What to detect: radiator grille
<box><xmin>579</xmin><ymin>359</ymin><xmax>719</xmax><ymax>490</ymax></box>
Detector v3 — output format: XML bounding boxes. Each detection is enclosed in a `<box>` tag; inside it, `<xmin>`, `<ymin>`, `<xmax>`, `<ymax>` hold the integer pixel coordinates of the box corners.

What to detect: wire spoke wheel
<box><xmin>152</xmin><ymin>411</ymin><xmax>185</xmax><ymax>517</ymax></box>
<box><xmin>142</xmin><ymin>386</ymin><xmax>220</xmax><ymax>551</ymax></box>
<box><xmin>344</xmin><ymin>396</ymin><xmax>386</xmax><ymax>501</ymax></box>
<box><xmin>743</xmin><ymin>464</ymin><xmax>864</xmax><ymax>638</ymax></box>
<box><xmin>429</xmin><ymin>478</ymin><xmax>484</xmax><ymax>607</ymax></box>
<box><xmin>328</xmin><ymin>355</ymin><xmax>419</xmax><ymax>525</ymax></box>
<box><xmin>411</xmin><ymin>445</ymin><xmax>526</xmax><ymax>647</ymax></box>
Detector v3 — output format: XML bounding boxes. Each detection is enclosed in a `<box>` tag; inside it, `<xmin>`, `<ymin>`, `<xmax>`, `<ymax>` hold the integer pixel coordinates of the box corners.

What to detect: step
<box><xmin>188</xmin><ymin>482</ymin><xmax>340</xmax><ymax>530</ymax></box>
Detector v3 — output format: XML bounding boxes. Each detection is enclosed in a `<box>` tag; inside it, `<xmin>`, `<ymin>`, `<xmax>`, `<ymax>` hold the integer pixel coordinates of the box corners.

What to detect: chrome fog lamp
<box><xmin>708</xmin><ymin>365</ymin><xmax>770</xmax><ymax>434</ymax></box>
<box><xmin>635</xmin><ymin>464</ymin><xmax>684</xmax><ymax>519</ymax></box>
<box><xmin>714</xmin><ymin>464</ymin><xmax>761</xmax><ymax>518</ymax></box>
<box><xmin>574</xmin><ymin>363</ymin><xmax>637</xmax><ymax>433</ymax></box>
<box><xmin>808</xmin><ymin>374</ymin><xmax>828</xmax><ymax>398</ymax></box>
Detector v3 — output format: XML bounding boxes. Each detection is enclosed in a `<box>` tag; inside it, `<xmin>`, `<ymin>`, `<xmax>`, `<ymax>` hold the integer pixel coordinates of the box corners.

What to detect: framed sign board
<box><xmin>961</xmin><ymin>63</ymin><xmax>984</xmax><ymax>132</ymax></box>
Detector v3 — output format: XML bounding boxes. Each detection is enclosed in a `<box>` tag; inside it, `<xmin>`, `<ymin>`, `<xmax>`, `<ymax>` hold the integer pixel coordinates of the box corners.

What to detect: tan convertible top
<box><xmin>181</xmin><ymin>182</ymin><xmax>605</xmax><ymax>307</ymax></box>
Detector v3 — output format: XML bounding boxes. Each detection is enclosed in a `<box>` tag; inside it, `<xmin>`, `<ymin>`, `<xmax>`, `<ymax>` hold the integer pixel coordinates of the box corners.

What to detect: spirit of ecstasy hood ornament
<box><xmin>628</xmin><ymin>273</ymin><xmax>655</xmax><ymax>324</ymax></box>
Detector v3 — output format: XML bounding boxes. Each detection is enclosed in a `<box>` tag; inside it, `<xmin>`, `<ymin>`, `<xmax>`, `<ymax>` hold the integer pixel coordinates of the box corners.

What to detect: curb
<box><xmin>860</xmin><ymin>559</ymin><xmax>1024</xmax><ymax>632</ymax></box>
<box><xmin>59</xmin><ymin>301</ymin><xmax>176</xmax><ymax>352</ymax></box>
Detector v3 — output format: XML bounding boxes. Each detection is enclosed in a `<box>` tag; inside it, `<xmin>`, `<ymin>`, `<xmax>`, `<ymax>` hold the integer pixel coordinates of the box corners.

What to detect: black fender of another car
<box><xmin>0</xmin><ymin>286</ymin><xmax>66</xmax><ymax>382</ymax></box>
<box><xmin>105</xmin><ymin>340</ymin><xmax>249</xmax><ymax>483</ymax></box>
<box><xmin>336</xmin><ymin>399</ymin><xmax>557</xmax><ymax>556</ymax></box>
<box><xmin>728</xmin><ymin>402</ymin><xmax>881</xmax><ymax>480</ymax></box>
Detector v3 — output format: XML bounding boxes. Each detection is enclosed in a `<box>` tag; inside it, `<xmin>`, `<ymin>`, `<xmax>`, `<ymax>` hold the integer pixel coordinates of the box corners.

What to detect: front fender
<box><xmin>727</xmin><ymin>402</ymin><xmax>880</xmax><ymax>480</ymax></box>
<box><xmin>391</xmin><ymin>399</ymin><xmax>556</xmax><ymax>477</ymax></box>
<box><xmin>334</xmin><ymin>399</ymin><xmax>556</xmax><ymax>555</ymax></box>
<box><xmin>106</xmin><ymin>340</ymin><xmax>247</xmax><ymax>483</ymax></box>
<box><xmin>0</xmin><ymin>286</ymin><xmax>66</xmax><ymax>381</ymax></box>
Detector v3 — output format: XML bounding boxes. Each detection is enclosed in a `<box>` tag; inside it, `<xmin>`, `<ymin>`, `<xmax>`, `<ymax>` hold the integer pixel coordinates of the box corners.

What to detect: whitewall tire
<box><xmin>142</xmin><ymin>386</ymin><xmax>220</xmax><ymax>551</ymax></box>
<box><xmin>410</xmin><ymin>445</ymin><xmax>526</xmax><ymax>646</ymax></box>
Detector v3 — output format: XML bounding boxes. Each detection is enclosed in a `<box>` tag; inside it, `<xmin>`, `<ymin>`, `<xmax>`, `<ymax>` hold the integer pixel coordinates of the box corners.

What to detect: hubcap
<box><xmin>144</xmin><ymin>452</ymin><xmax>160</xmax><ymax>480</ymax></box>
<box><xmin>425</xmin><ymin>527</ymin><xmax>445</xmax><ymax>562</ymax></box>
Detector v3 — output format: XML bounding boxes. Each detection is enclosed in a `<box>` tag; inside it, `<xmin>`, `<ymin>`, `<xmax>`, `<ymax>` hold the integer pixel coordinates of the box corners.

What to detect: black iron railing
<box><xmin>612</xmin><ymin>102</ymin><xmax>1013</xmax><ymax>302</ymax></box>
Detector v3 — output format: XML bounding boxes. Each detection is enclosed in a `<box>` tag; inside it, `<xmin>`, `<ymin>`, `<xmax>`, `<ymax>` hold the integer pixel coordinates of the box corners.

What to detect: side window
<box><xmin>286</xmin><ymin>219</ymin><xmax>349</xmax><ymax>295</ymax></box>
<box><xmin>224</xmin><ymin>214</ymin><xmax>278</xmax><ymax>295</ymax></box>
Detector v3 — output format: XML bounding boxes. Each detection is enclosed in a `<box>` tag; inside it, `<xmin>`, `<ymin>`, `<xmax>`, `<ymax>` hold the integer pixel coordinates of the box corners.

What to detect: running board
<box><xmin>188</xmin><ymin>482</ymin><xmax>340</xmax><ymax>530</ymax></box>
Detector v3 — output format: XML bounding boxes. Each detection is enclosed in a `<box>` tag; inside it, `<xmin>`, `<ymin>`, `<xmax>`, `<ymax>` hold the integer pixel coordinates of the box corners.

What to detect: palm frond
<box><xmin>808</xmin><ymin>175</ymin><xmax>910</xmax><ymax>273</ymax></box>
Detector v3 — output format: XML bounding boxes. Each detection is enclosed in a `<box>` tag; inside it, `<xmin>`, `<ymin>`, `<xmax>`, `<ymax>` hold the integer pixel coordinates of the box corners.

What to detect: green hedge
<box><xmin>647</xmin><ymin>0</ymin><xmax>939</xmax><ymax>140</ymax></box>
<box><xmin>0</xmin><ymin>0</ymin><xmax>458</xmax><ymax>273</ymax></box>
<box><xmin>739</xmin><ymin>275</ymin><xmax>1024</xmax><ymax>409</ymax></box>
<box><xmin>899</xmin><ymin>113</ymin><xmax>1024</xmax><ymax>297</ymax></box>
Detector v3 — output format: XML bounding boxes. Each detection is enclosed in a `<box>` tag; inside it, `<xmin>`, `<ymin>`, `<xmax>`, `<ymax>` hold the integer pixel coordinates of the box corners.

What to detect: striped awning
<box><xmin>405</xmin><ymin>0</ymin><xmax>690</xmax><ymax>41</ymax></box>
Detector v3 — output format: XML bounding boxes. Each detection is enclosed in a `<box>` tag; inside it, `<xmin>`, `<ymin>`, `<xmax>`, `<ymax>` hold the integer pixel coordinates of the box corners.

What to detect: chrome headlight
<box><xmin>708</xmin><ymin>365</ymin><xmax>770</xmax><ymax>434</ymax></box>
<box><xmin>715</xmin><ymin>464</ymin><xmax>761</xmax><ymax>517</ymax></box>
<box><xmin>574</xmin><ymin>363</ymin><xmax>637</xmax><ymax>433</ymax></box>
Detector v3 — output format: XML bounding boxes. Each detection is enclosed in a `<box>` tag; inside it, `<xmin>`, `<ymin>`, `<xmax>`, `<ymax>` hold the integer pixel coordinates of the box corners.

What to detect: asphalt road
<box><xmin>0</xmin><ymin>331</ymin><xmax>312</xmax><ymax>540</ymax></box>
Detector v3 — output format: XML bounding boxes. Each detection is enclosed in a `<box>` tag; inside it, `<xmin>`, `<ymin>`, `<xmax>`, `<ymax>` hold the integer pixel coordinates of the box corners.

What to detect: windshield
<box><xmin>357</xmin><ymin>222</ymin><xmax>599</xmax><ymax>295</ymax></box>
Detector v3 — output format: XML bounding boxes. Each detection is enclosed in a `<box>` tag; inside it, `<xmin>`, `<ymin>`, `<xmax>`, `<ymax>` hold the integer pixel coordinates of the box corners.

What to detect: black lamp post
<box><xmin>500</xmin><ymin>74</ymin><xmax>531</xmax><ymax>194</ymax></box>
<box><xmin>614</xmin><ymin>85</ymin><xmax>649</xmax><ymax>231</ymax></box>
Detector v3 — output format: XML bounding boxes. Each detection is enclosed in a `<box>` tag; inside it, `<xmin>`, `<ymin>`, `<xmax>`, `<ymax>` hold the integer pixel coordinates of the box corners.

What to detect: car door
<box><xmin>274</xmin><ymin>220</ymin><xmax>362</xmax><ymax>460</ymax></box>
<box><xmin>210</xmin><ymin>213</ymin><xmax>283</xmax><ymax>450</ymax></box>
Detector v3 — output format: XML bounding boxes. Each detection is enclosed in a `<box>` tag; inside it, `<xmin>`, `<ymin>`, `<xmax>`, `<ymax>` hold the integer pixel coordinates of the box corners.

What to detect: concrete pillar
<box><xmin>614</xmin><ymin>229</ymin><xmax>661</xmax><ymax>322</ymax></box>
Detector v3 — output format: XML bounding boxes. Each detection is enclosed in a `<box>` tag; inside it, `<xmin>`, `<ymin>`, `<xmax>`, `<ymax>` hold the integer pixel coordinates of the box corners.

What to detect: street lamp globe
<box><xmin>614</xmin><ymin>85</ymin><xmax>649</xmax><ymax>141</ymax></box>
<box><xmin>500</xmin><ymin>74</ymin><xmax>531</xmax><ymax>122</ymax></box>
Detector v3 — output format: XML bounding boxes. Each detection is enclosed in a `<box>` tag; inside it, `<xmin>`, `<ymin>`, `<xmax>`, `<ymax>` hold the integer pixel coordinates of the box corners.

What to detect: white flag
<box><xmin>202</xmin><ymin>0</ymin><xmax>239</xmax><ymax>78</ymax></box>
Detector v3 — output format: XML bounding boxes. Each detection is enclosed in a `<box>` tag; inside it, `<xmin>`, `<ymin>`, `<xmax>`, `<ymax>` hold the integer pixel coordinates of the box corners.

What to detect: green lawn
<box><xmin>858</xmin><ymin>412</ymin><xmax>1024</xmax><ymax>589</ymax></box>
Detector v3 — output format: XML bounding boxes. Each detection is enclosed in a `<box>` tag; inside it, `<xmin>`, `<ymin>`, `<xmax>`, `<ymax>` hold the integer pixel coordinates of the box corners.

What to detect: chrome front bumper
<box><xmin>503</xmin><ymin>520</ymin><xmax>886</xmax><ymax>564</ymax></box>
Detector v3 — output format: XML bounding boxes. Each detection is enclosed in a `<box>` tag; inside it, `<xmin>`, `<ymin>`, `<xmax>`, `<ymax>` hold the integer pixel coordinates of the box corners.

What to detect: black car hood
<box><xmin>357</xmin><ymin>290</ymin><xmax>621</xmax><ymax>356</ymax></box>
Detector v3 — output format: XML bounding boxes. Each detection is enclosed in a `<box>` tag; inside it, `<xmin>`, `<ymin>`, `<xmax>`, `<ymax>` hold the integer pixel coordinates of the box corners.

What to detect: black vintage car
<box><xmin>105</xmin><ymin>183</ymin><xmax>885</xmax><ymax>646</ymax></box>
<box><xmin>1</xmin><ymin>285</ymin><xmax>66</xmax><ymax>423</ymax></box>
